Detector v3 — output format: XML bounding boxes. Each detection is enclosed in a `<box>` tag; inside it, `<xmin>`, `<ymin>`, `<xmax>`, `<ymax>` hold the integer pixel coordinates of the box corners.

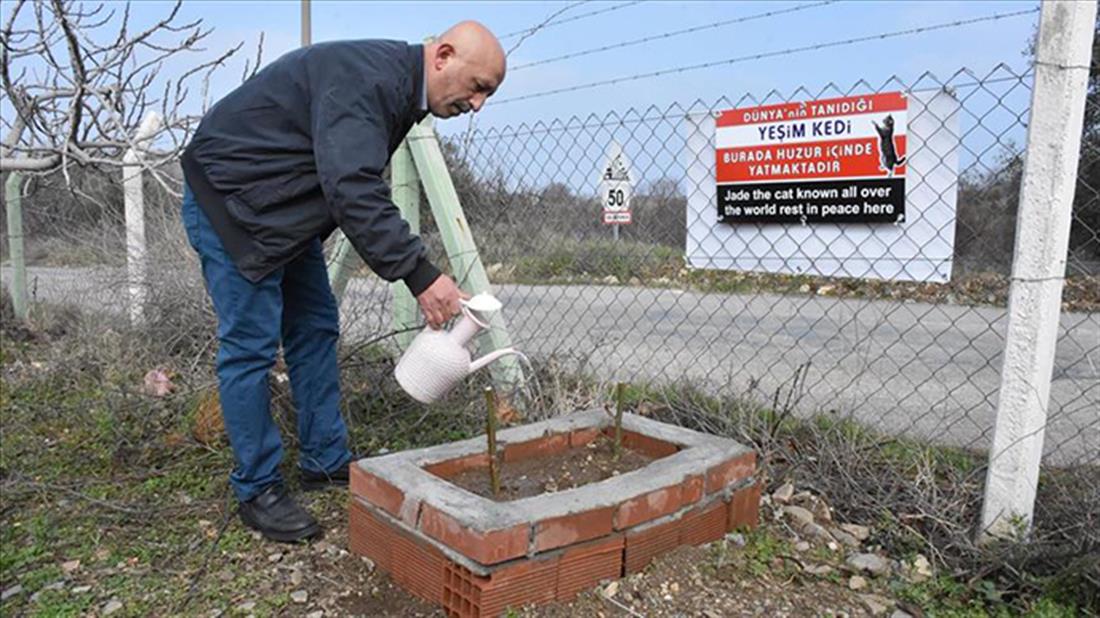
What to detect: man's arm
<box><xmin>309</xmin><ymin>71</ymin><xmax>462</xmax><ymax>328</ymax></box>
<box><xmin>311</xmin><ymin>84</ymin><xmax>437</xmax><ymax>290</ymax></box>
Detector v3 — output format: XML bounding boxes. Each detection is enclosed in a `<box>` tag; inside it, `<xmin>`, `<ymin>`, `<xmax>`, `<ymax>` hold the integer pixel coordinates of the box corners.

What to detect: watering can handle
<box><xmin>460</xmin><ymin>299</ymin><xmax>492</xmax><ymax>329</ymax></box>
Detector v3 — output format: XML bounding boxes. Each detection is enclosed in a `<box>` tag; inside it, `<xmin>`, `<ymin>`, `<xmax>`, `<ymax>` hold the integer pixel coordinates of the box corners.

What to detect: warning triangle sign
<box><xmin>601</xmin><ymin>141</ymin><xmax>631</xmax><ymax>183</ymax></box>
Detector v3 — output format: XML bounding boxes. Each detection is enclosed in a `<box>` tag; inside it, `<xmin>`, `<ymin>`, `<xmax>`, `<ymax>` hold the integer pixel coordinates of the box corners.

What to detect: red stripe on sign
<box><xmin>716</xmin><ymin>92</ymin><xmax>907</xmax><ymax>128</ymax></box>
<box><xmin>716</xmin><ymin>136</ymin><xmax>907</xmax><ymax>183</ymax></box>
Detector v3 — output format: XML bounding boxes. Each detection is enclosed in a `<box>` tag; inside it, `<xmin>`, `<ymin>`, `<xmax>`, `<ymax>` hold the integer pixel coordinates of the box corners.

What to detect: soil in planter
<box><xmin>445</xmin><ymin>434</ymin><xmax>657</xmax><ymax>501</ymax></box>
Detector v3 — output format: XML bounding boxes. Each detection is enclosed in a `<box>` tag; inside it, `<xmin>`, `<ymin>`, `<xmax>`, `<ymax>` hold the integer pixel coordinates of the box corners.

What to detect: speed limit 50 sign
<box><xmin>600</xmin><ymin>141</ymin><xmax>633</xmax><ymax>225</ymax></box>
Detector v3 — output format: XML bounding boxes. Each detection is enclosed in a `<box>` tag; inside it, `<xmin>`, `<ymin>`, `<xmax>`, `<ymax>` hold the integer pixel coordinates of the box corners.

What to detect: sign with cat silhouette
<box><xmin>715</xmin><ymin>92</ymin><xmax>907</xmax><ymax>225</ymax></box>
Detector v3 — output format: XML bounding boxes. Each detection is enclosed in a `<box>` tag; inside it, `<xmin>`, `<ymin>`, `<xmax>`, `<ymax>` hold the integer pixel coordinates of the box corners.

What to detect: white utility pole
<box><xmin>980</xmin><ymin>0</ymin><xmax>1096</xmax><ymax>540</ymax></box>
<box><xmin>123</xmin><ymin>111</ymin><xmax>163</xmax><ymax>326</ymax></box>
<box><xmin>301</xmin><ymin>0</ymin><xmax>311</xmax><ymax>47</ymax></box>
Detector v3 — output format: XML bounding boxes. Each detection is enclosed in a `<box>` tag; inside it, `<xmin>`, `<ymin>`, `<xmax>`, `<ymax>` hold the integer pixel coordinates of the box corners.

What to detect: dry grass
<box><xmin>628</xmin><ymin>376</ymin><xmax>1100</xmax><ymax>613</ymax></box>
<box><xmin>1</xmin><ymin>177</ymin><xmax>1095</xmax><ymax>615</ymax></box>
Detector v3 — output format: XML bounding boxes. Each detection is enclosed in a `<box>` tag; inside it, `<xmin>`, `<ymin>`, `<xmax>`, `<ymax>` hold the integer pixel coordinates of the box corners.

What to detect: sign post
<box><xmin>600</xmin><ymin>141</ymin><xmax>632</xmax><ymax>239</ymax></box>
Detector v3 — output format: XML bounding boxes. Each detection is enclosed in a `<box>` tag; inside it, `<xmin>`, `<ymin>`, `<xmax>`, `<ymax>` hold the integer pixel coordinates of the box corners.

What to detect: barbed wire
<box><xmin>470</xmin><ymin>1</ymin><xmax>595</xmax><ymax>170</ymax></box>
<box><xmin>506</xmin><ymin>1</ymin><xmax>587</xmax><ymax>57</ymax></box>
<box><xmin>451</xmin><ymin>72</ymin><xmax>1029</xmax><ymax>142</ymax></box>
<box><xmin>511</xmin><ymin>0</ymin><xmax>837</xmax><ymax>71</ymax></box>
<box><xmin>500</xmin><ymin>1</ymin><xmax>646</xmax><ymax>41</ymax></box>
<box><xmin>492</xmin><ymin>7</ymin><xmax>1040</xmax><ymax>105</ymax></box>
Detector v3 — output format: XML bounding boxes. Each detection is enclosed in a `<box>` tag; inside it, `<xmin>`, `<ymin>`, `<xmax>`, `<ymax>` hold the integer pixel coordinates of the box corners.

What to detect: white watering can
<box><xmin>394</xmin><ymin>293</ymin><xmax>521</xmax><ymax>404</ymax></box>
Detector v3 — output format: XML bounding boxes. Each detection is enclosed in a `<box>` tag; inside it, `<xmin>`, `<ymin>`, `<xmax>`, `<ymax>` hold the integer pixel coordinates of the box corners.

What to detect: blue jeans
<box><xmin>182</xmin><ymin>184</ymin><xmax>351</xmax><ymax>501</ymax></box>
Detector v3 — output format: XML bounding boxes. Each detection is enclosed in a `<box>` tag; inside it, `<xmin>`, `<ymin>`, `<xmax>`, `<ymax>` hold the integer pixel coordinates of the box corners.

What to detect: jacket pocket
<box><xmin>223</xmin><ymin>188</ymin><xmax>326</xmax><ymax>260</ymax></box>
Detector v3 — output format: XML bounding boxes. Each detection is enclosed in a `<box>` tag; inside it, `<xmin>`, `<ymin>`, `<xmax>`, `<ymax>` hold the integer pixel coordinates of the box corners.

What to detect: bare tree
<box><xmin>0</xmin><ymin>0</ymin><xmax>261</xmax><ymax>189</ymax></box>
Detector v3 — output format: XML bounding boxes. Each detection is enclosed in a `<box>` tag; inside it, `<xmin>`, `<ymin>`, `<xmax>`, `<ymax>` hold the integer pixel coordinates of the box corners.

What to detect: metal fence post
<box><xmin>980</xmin><ymin>0</ymin><xmax>1096</xmax><ymax>540</ymax></box>
<box><xmin>4</xmin><ymin>172</ymin><xmax>28</xmax><ymax>320</ymax></box>
<box><xmin>391</xmin><ymin>138</ymin><xmax>421</xmax><ymax>350</ymax></box>
<box><xmin>407</xmin><ymin>120</ymin><xmax>526</xmax><ymax>394</ymax></box>
<box><xmin>327</xmin><ymin>231</ymin><xmax>355</xmax><ymax>303</ymax></box>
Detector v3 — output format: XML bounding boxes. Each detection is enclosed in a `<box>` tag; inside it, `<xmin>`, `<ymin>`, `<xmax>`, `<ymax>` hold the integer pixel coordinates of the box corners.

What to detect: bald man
<box><xmin>180</xmin><ymin>22</ymin><xmax>506</xmax><ymax>542</ymax></box>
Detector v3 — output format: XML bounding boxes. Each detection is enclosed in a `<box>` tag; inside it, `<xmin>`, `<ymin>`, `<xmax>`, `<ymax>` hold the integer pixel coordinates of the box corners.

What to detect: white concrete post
<box><xmin>4</xmin><ymin>172</ymin><xmax>28</xmax><ymax>320</ymax></box>
<box><xmin>406</xmin><ymin>120</ymin><xmax>526</xmax><ymax>394</ymax></box>
<box><xmin>980</xmin><ymin>0</ymin><xmax>1096</xmax><ymax>540</ymax></box>
<box><xmin>122</xmin><ymin>111</ymin><xmax>162</xmax><ymax>327</ymax></box>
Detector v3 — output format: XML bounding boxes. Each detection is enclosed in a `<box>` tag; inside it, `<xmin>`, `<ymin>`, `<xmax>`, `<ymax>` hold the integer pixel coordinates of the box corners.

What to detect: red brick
<box><xmin>424</xmin><ymin>453</ymin><xmax>489</xmax><ymax>479</ymax></box>
<box><xmin>479</xmin><ymin>556</ymin><xmax>560</xmax><ymax>617</ymax></box>
<box><xmin>624</xmin><ymin>430</ymin><xmax>681</xmax><ymax>458</ymax></box>
<box><xmin>606</xmin><ymin>429</ymin><xmax>680</xmax><ymax>458</ymax></box>
<box><xmin>681</xmin><ymin>474</ymin><xmax>705</xmax><ymax>506</ymax></box>
<box><xmin>569</xmin><ymin>427</ymin><xmax>603</xmax><ymax>448</ymax></box>
<box><xmin>728</xmin><ymin>481</ymin><xmax>762</xmax><ymax>531</ymax></box>
<box><xmin>442</xmin><ymin>557</ymin><xmax>560</xmax><ymax>618</ymax></box>
<box><xmin>704</xmin><ymin>451</ymin><xmax>756</xmax><ymax>494</ymax></box>
<box><xmin>392</xmin><ymin>529</ymin><xmax>445</xmax><ymax>604</ymax></box>
<box><xmin>348</xmin><ymin>499</ymin><xmax>393</xmax><ymax>573</ymax></box>
<box><xmin>556</xmin><ymin>535</ymin><xmax>624</xmax><ymax>601</ymax></box>
<box><xmin>614</xmin><ymin>484</ymin><xmax>683</xmax><ymax>530</ymax></box>
<box><xmin>349</xmin><ymin>465</ymin><xmax>406</xmax><ymax>518</ymax></box>
<box><xmin>624</xmin><ymin>518</ymin><xmax>680</xmax><ymax>574</ymax></box>
<box><xmin>420</xmin><ymin>503</ymin><xmax>529</xmax><ymax>565</ymax></box>
<box><xmin>502</xmin><ymin>432</ymin><xmax>570</xmax><ymax>463</ymax></box>
<box><xmin>442</xmin><ymin>562</ymin><xmax>485</xmax><ymax>617</ymax></box>
<box><xmin>681</xmin><ymin>500</ymin><xmax>728</xmax><ymax>547</ymax></box>
<box><xmin>533</xmin><ymin>505</ymin><xmax>615</xmax><ymax>552</ymax></box>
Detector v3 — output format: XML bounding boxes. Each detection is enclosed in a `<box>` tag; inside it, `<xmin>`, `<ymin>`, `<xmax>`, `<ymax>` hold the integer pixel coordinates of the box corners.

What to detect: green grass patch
<box><xmin>508</xmin><ymin>238</ymin><xmax>681</xmax><ymax>283</ymax></box>
<box><xmin>890</xmin><ymin>574</ymin><xmax>1082</xmax><ymax>618</ymax></box>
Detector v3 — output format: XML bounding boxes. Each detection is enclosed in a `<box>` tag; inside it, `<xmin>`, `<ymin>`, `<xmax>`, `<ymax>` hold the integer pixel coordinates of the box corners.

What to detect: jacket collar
<box><xmin>409</xmin><ymin>43</ymin><xmax>429</xmax><ymax>123</ymax></box>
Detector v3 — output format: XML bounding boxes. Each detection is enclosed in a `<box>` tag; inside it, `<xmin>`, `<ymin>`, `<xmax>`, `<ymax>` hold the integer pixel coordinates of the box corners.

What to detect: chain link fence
<box><xmin>405</xmin><ymin>64</ymin><xmax>1098</xmax><ymax>471</ymax></box>
<box><xmin>1</xmin><ymin>65</ymin><xmax>1095</xmax><ymax>470</ymax></box>
<box><xmin>2</xmin><ymin>58</ymin><xmax>1096</xmax><ymax>603</ymax></box>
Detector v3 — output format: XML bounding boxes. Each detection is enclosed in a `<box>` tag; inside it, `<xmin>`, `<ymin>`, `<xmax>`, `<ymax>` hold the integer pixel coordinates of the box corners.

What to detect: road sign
<box><xmin>715</xmin><ymin>92</ymin><xmax>909</xmax><ymax>225</ymax></box>
<box><xmin>600</xmin><ymin>141</ymin><xmax>632</xmax><ymax>226</ymax></box>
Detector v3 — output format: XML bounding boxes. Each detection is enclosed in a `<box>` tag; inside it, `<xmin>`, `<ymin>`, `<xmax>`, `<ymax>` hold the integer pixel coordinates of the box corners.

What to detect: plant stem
<box><xmin>614</xmin><ymin>382</ymin><xmax>626</xmax><ymax>461</ymax></box>
<box><xmin>485</xmin><ymin>386</ymin><xmax>501</xmax><ymax>497</ymax></box>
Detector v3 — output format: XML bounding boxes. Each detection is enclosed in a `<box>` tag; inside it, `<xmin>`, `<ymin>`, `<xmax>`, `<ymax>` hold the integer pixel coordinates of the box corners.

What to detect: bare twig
<box><xmin>485</xmin><ymin>386</ymin><xmax>501</xmax><ymax>497</ymax></box>
<box><xmin>614</xmin><ymin>381</ymin><xmax>626</xmax><ymax>460</ymax></box>
<box><xmin>0</xmin><ymin>0</ymin><xmax>250</xmax><ymax>176</ymax></box>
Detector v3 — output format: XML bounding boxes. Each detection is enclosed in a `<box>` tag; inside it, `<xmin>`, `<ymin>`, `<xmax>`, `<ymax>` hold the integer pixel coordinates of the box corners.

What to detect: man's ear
<box><xmin>435</xmin><ymin>42</ymin><xmax>455</xmax><ymax>69</ymax></box>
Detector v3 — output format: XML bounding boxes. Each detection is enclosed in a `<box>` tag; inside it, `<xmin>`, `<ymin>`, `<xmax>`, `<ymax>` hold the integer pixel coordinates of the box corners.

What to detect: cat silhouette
<box><xmin>873</xmin><ymin>114</ymin><xmax>906</xmax><ymax>177</ymax></box>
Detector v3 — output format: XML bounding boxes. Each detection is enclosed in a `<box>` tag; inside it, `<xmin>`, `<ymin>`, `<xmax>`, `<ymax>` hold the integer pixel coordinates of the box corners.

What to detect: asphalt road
<box><xmin>4</xmin><ymin>265</ymin><xmax>1097</xmax><ymax>465</ymax></box>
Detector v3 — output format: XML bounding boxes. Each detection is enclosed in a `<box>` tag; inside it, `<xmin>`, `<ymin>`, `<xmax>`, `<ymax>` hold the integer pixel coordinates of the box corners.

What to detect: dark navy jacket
<box><xmin>181</xmin><ymin>40</ymin><xmax>440</xmax><ymax>294</ymax></box>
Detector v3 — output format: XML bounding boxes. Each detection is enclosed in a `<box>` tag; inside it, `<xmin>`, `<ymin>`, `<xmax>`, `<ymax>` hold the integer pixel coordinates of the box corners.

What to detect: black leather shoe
<box><xmin>300</xmin><ymin>458</ymin><xmax>354</xmax><ymax>491</ymax></box>
<box><xmin>238</xmin><ymin>484</ymin><xmax>321</xmax><ymax>543</ymax></box>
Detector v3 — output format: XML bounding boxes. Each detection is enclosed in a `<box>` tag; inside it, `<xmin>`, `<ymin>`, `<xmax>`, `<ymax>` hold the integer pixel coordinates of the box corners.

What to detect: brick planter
<box><xmin>349</xmin><ymin>410</ymin><xmax>760</xmax><ymax>617</ymax></box>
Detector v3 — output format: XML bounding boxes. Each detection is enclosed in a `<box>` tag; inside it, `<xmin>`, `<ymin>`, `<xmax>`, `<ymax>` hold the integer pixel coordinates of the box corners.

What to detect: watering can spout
<box><xmin>469</xmin><ymin>347</ymin><xmax>520</xmax><ymax>373</ymax></box>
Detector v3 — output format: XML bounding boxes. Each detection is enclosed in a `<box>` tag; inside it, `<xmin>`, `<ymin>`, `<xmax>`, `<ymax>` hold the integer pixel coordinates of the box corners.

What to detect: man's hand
<box><xmin>416</xmin><ymin>275</ymin><xmax>468</xmax><ymax>329</ymax></box>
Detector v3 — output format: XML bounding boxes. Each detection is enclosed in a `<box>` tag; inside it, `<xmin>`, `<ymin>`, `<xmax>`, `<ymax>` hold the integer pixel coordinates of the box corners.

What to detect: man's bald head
<box><xmin>424</xmin><ymin>21</ymin><xmax>506</xmax><ymax>118</ymax></box>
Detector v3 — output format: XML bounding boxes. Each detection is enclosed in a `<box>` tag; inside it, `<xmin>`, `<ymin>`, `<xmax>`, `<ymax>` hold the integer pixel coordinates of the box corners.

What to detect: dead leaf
<box><xmin>635</xmin><ymin>401</ymin><xmax>669</xmax><ymax>417</ymax></box>
<box><xmin>142</xmin><ymin>368</ymin><xmax>176</xmax><ymax>397</ymax></box>
<box><xmin>162</xmin><ymin>432</ymin><xmax>187</xmax><ymax>448</ymax></box>
<box><xmin>494</xmin><ymin>394</ymin><xmax>521</xmax><ymax>425</ymax></box>
<box><xmin>192</xmin><ymin>388</ymin><xmax>225</xmax><ymax>446</ymax></box>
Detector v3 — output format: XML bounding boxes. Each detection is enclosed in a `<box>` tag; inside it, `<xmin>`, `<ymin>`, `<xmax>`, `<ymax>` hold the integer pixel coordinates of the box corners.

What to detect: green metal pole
<box><xmin>391</xmin><ymin>139</ymin><xmax>421</xmax><ymax>350</ymax></box>
<box><xmin>4</xmin><ymin>172</ymin><xmax>28</xmax><ymax>320</ymax></box>
<box><xmin>327</xmin><ymin>143</ymin><xmax>421</xmax><ymax>321</ymax></box>
<box><xmin>327</xmin><ymin>231</ymin><xmax>355</xmax><ymax>303</ymax></box>
<box><xmin>406</xmin><ymin>120</ymin><xmax>525</xmax><ymax>393</ymax></box>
